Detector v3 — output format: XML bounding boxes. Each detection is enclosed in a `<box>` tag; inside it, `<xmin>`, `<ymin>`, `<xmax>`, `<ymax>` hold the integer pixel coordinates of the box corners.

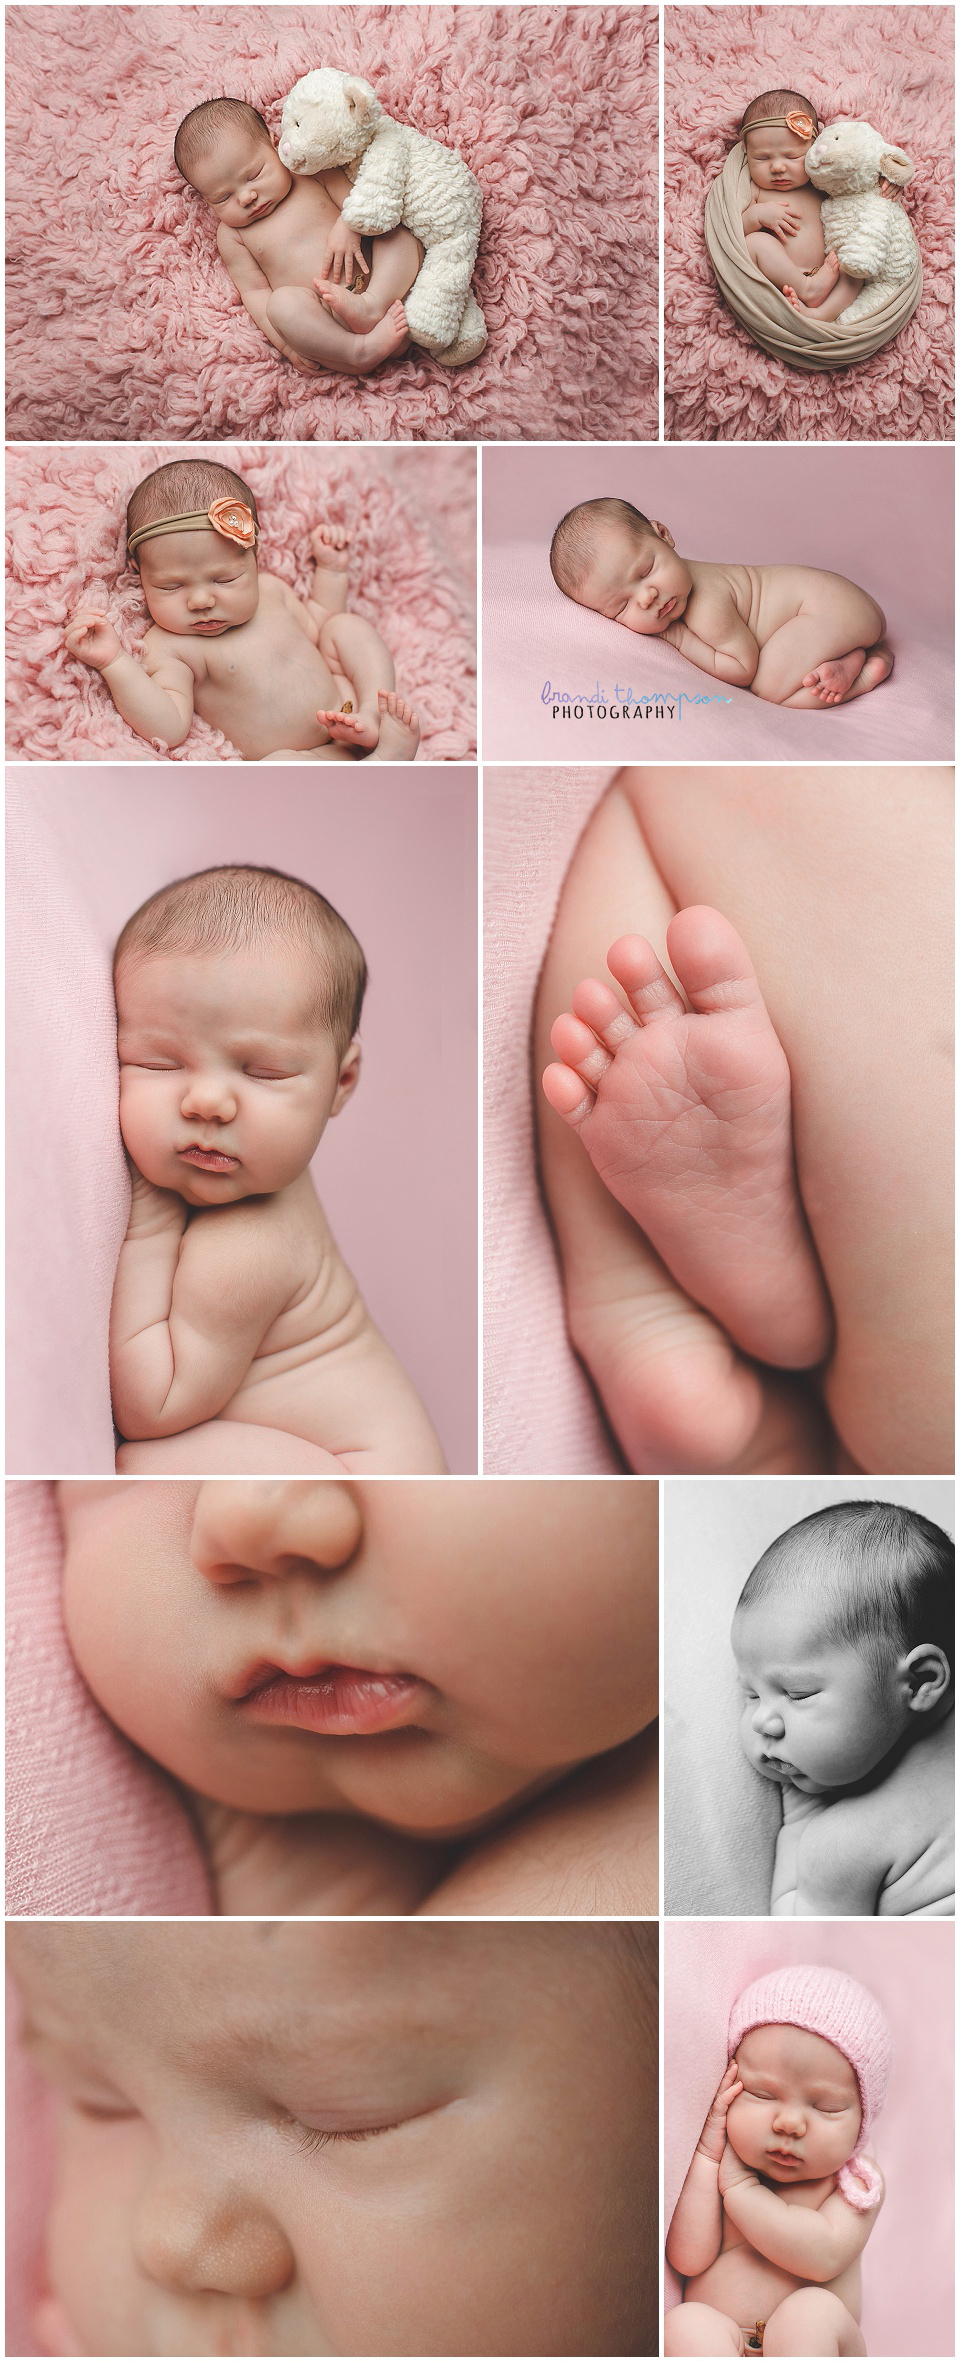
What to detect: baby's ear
<box><xmin>331</xmin><ymin>1036</ymin><xmax>362</xmax><ymax>1113</ymax></box>
<box><xmin>900</xmin><ymin>1641</ymin><xmax>952</xmax><ymax>1712</ymax></box>
<box><xmin>342</xmin><ymin>76</ymin><xmax>379</xmax><ymax>122</ymax></box>
<box><xmin>650</xmin><ymin>519</ymin><xmax>676</xmax><ymax>549</ymax></box>
<box><xmin>879</xmin><ymin>145</ymin><xmax>914</xmax><ymax>186</ymax></box>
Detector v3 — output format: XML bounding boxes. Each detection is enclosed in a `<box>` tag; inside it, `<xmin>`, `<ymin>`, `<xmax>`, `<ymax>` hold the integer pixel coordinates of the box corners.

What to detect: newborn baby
<box><xmin>739</xmin><ymin>88</ymin><xmax>863</xmax><ymax>320</ymax></box>
<box><xmin>65</xmin><ymin>457</ymin><xmax>420</xmax><ymax>762</ymax></box>
<box><xmin>55</xmin><ymin>1476</ymin><xmax>658</xmax><ymax>1916</ymax></box>
<box><xmin>174</xmin><ymin>97</ymin><xmax>420</xmax><ymax>375</ymax></box>
<box><xmin>666</xmin><ymin>1965</ymin><xmax>890</xmax><ymax>2356</ymax></box>
<box><xmin>10</xmin><ymin>1919</ymin><xmax>657</xmax><ymax>2359</ymax></box>
<box><xmin>550</xmin><ymin>497</ymin><xmax>893</xmax><ymax>708</ymax></box>
<box><xmin>109</xmin><ymin>864</ymin><xmax>446</xmax><ymax>1475</ymax></box>
<box><xmin>733</xmin><ymin>1499</ymin><xmax>954</xmax><ymax>1917</ymax></box>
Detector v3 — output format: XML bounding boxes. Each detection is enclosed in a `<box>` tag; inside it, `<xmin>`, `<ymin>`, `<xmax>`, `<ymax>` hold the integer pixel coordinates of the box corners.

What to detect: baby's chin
<box><xmin>187</xmin><ymin>1752</ymin><xmax>567</xmax><ymax>1839</ymax></box>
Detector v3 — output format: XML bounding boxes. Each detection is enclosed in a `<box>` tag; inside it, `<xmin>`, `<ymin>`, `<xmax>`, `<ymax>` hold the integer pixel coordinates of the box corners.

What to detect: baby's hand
<box><xmin>318</xmin><ymin>218</ymin><xmax>370</xmax><ymax>286</ymax></box>
<box><xmin>64</xmin><ymin>608</ymin><xmax>122</xmax><ymax>671</ymax></box>
<box><xmin>756</xmin><ymin>197</ymin><xmax>802</xmax><ymax>240</ymax></box>
<box><xmin>718</xmin><ymin>2140</ymin><xmax>758</xmax><ymax>2198</ymax></box>
<box><xmin>310</xmin><ymin>524</ymin><xmax>351</xmax><ymax>562</ymax></box>
<box><xmin>696</xmin><ymin>2061</ymin><xmax>744</xmax><ymax>2164</ymax></box>
<box><xmin>124</xmin><ymin>1161</ymin><xmax>188</xmax><ymax>1241</ymax></box>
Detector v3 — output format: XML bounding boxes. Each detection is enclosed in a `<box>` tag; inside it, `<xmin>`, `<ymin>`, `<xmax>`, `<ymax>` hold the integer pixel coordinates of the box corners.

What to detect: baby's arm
<box><xmin>741</xmin><ymin>195</ymin><xmax>803</xmax><ymax>239</ymax></box>
<box><xmin>662</xmin><ymin>599</ymin><xmax>759</xmax><ymax>689</ymax></box>
<box><xmin>665</xmin><ymin>2063</ymin><xmax>743</xmax><ymax>2276</ymax></box>
<box><xmin>63</xmin><ymin>612</ymin><xmax>195</xmax><ymax>747</ymax></box>
<box><xmin>315</xmin><ymin>170</ymin><xmax>371</xmax><ymax>286</ymax></box>
<box><xmin>216</xmin><ymin>226</ymin><xmax>322</xmax><ymax>373</ymax></box>
<box><xmin>718</xmin><ymin>2144</ymin><xmax>881</xmax><ymax>2279</ymax></box>
<box><xmin>790</xmin><ymin>1793</ymin><xmax>894</xmax><ymax>1919</ymax></box>
<box><xmin>110</xmin><ymin>1177</ymin><xmax>295</xmax><ymax>1441</ymax></box>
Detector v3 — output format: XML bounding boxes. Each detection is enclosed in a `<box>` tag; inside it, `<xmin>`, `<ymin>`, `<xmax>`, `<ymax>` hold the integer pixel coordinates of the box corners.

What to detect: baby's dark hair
<box><xmin>550</xmin><ymin>498</ymin><xmax>653</xmax><ymax>600</ymax></box>
<box><xmin>126</xmin><ymin>461</ymin><xmax>259</xmax><ymax>566</ymax></box>
<box><xmin>734</xmin><ymin>1500</ymin><xmax>954</xmax><ymax>1681</ymax></box>
<box><xmin>114</xmin><ymin>866</ymin><xmax>368</xmax><ymax>1058</ymax></box>
<box><xmin>174</xmin><ymin>97</ymin><xmax>273</xmax><ymax>187</ymax></box>
<box><xmin>740</xmin><ymin>89</ymin><xmax>821</xmax><ymax>137</ymax></box>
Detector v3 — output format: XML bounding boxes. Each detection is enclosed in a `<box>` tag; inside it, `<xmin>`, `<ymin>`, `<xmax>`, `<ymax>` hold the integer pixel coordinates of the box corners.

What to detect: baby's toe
<box><xmin>551</xmin><ymin>1010</ymin><xmax>613</xmax><ymax>1084</ymax></box>
<box><xmin>570</xmin><ymin>976</ymin><xmax>639</xmax><ymax>1050</ymax></box>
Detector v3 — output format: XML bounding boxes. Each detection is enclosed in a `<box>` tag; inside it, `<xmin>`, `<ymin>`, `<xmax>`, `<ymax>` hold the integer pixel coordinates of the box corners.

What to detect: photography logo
<box><xmin>541</xmin><ymin>680</ymin><xmax>733</xmax><ymax>722</ymax></box>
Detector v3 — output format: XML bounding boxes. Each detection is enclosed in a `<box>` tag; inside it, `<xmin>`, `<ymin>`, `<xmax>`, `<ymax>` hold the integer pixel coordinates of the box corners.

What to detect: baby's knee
<box><xmin>764</xmin><ymin>2288</ymin><xmax>864</xmax><ymax>2357</ymax></box>
<box><xmin>665</xmin><ymin>2302</ymin><xmax>744</xmax><ymax>2355</ymax></box>
<box><xmin>265</xmin><ymin>284</ymin><xmax>307</xmax><ymax>338</ymax></box>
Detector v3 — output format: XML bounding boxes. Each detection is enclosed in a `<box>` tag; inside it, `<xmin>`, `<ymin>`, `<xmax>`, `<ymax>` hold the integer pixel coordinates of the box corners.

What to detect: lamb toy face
<box><xmin>805</xmin><ymin>119</ymin><xmax>915</xmax><ymax>196</ymax></box>
<box><xmin>803</xmin><ymin>118</ymin><xmax>921</xmax><ymax>325</ymax></box>
<box><xmin>278</xmin><ymin>66</ymin><xmax>488</xmax><ymax>367</ymax></box>
<box><xmin>278</xmin><ymin>69</ymin><xmax>382</xmax><ymax>175</ymax></box>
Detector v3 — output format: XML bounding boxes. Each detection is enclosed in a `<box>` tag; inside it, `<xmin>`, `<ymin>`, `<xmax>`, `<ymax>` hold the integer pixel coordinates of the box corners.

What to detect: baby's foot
<box><xmin>542</xmin><ymin>907</ymin><xmax>832</xmax><ymax>1370</ymax></box>
<box><xmin>316</xmin><ymin>704</ymin><xmax>381</xmax><ymax>752</ymax></box>
<box><xmin>310</xmin><ymin>524</ymin><xmax>351</xmax><ymax>564</ymax></box>
<box><xmin>801</xmin><ymin>648</ymin><xmax>867</xmax><ymax>704</ymax></box>
<box><xmin>838</xmin><ymin>645</ymin><xmax>895</xmax><ymax>700</ymax></box>
<box><xmin>357</xmin><ymin>300</ymin><xmax>411</xmax><ymax>368</ymax></box>
<box><xmin>315</xmin><ymin>276</ymin><xmax>380</xmax><ymax>332</ymax></box>
<box><xmin>372</xmin><ymin>690</ymin><xmax>421</xmax><ymax>762</ymax></box>
<box><xmin>801</xmin><ymin>249</ymin><xmax>841</xmax><ymax>303</ymax></box>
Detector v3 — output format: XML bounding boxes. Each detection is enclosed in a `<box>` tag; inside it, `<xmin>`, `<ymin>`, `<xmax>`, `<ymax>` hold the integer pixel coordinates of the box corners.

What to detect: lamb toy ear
<box><xmin>879</xmin><ymin>145</ymin><xmax>914</xmax><ymax>186</ymax></box>
<box><xmin>342</xmin><ymin>74</ymin><xmax>379</xmax><ymax>121</ymax></box>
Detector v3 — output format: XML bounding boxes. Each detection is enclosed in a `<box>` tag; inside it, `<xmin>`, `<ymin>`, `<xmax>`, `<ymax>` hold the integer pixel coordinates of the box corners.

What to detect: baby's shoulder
<box><xmin>142</xmin><ymin>619</ymin><xmax>204</xmax><ymax>678</ymax></box>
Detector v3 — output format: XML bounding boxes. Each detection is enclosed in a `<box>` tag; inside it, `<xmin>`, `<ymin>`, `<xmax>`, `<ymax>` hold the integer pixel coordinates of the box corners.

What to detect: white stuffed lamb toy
<box><xmin>278</xmin><ymin>68</ymin><xmax>487</xmax><ymax>366</ymax></box>
<box><xmin>804</xmin><ymin>119</ymin><xmax>920</xmax><ymax>324</ymax></box>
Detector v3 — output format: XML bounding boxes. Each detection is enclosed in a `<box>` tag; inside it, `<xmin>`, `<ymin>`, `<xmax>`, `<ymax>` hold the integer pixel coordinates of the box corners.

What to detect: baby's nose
<box><xmin>134</xmin><ymin>2164</ymin><xmax>294</xmax><ymax>2297</ymax></box>
<box><xmin>181</xmin><ymin>1073</ymin><xmax>237</xmax><ymax>1120</ymax></box>
<box><xmin>191</xmin><ymin>1481</ymin><xmax>363</xmax><ymax>1585</ymax></box>
<box><xmin>753</xmin><ymin>1701</ymin><xmax>785</xmax><ymax>1738</ymax></box>
<box><xmin>772</xmin><ymin>2099</ymin><xmax>805</xmax><ymax>2133</ymax></box>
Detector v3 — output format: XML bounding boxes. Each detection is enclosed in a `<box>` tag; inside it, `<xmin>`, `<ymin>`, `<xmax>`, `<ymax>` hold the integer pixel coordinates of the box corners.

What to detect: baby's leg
<box><xmin>782</xmin><ymin>269</ymin><xmax>863</xmax><ymax>319</ymax></box>
<box><xmin>745</xmin><ymin>232</ymin><xmax>841</xmax><ymax>306</ymax></box>
<box><xmin>116</xmin><ymin>1422</ymin><xmax>349</xmax><ymax>1474</ymax></box>
<box><xmin>621</xmin><ymin>767</ymin><xmax>953</xmax><ymax>1474</ymax></box>
<box><xmin>534</xmin><ymin>781</ymin><xmax>836</xmax><ymax>1474</ymax></box>
<box><xmin>265</xmin><ymin>285</ymin><xmax>409</xmax><ymax>374</ymax></box>
<box><xmin>763</xmin><ymin>2291</ymin><xmax>865</xmax><ymax>2356</ymax></box>
<box><xmin>316</xmin><ymin>610</ymin><xmax>396</xmax><ymax>750</ymax></box>
<box><xmin>316</xmin><ymin>224</ymin><xmax>424</xmax><ymax>332</ymax></box>
<box><xmin>665</xmin><ymin>2303</ymin><xmax>745</xmax><ymax>2355</ymax></box>
<box><xmin>751</xmin><ymin>587</ymin><xmax>887</xmax><ymax>707</ymax></box>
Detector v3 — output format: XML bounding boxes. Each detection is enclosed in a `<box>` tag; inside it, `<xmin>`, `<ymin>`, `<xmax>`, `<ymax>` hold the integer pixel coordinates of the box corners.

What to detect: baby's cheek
<box><xmin>46</xmin><ymin>2119</ymin><xmax>150</xmax><ymax>2358</ymax></box>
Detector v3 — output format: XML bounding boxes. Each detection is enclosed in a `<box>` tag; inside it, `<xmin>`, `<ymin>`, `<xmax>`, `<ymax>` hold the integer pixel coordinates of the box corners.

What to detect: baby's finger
<box><xmin>356</xmin><ymin>248</ymin><xmax>370</xmax><ymax>276</ymax></box>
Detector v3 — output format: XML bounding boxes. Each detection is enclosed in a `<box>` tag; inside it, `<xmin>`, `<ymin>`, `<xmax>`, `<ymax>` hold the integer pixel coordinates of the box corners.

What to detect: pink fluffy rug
<box><xmin>665</xmin><ymin>5</ymin><xmax>954</xmax><ymax>440</ymax></box>
<box><xmin>6</xmin><ymin>4</ymin><xmax>657</xmax><ymax>443</ymax></box>
<box><xmin>6</xmin><ymin>444</ymin><xmax>476</xmax><ymax>760</ymax></box>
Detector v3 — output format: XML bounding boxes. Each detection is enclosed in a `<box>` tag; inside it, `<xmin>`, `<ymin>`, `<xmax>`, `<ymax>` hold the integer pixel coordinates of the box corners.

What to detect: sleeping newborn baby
<box><xmin>54</xmin><ymin>1476</ymin><xmax>658</xmax><ymax>1916</ymax></box>
<box><xmin>109</xmin><ymin>863</ymin><xmax>446</xmax><ymax>1475</ymax></box>
<box><xmin>551</xmin><ymin>496</ymin><xmax>893</xmax><ymax>708</ymax></box>
<box><xmin>65</xmin><ymin>457</ymin><xmax>420</xmax><ymax>762</ymax></box>
<box><xmin>734</xmin><ymin>1498</ymin><xmax>954</xmax><ymax>1917</ymax></box>
<box><xmin>739</xmin><ymin>87</ymin><xmax>863</xmax><ymax>320</ymax></box>
<box><xmin>174</xmin><ymin>97</ymin><xmax>420</xmax><ymax>375</ymax></box>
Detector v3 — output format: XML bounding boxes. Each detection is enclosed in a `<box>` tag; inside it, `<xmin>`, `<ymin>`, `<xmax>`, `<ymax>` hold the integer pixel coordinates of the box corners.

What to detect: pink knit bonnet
<box><xmin>729</xmin><ymin>1966</ymin><xmax>892</xmax><ymax>2212</ymax></box>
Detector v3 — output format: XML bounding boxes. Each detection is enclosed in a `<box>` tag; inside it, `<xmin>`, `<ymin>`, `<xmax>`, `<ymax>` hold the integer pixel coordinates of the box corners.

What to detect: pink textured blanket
<box><xmin>484</xmin><ymin>767</ymin><xmax>620</xmax><ymax>1474</ymax></box>
<box><xmin>6</xmin><ymin>443</ymin><xmax>475</xmax><ymax>762</ymax></box>
<box><xmin>665</xmin><ymin>5</ymin><xmax>954</xmax><ymax>441</ymax></box>
<box><xmin>6</xmin><ymin>3</ymin><xmax>657</xmax><ymax>443</ymax></box>
<box><xmin>664</xmin><ymin>1922</ymin><xmax>955</xmax><ymax>2355</ymax></box>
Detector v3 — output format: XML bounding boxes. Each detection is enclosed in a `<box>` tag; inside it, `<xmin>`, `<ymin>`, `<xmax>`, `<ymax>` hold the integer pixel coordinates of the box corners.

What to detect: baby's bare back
<box><xmin>149</xmin><ymin>577</ymin><xmax>340</xmax><ymax>758</ymax></box>
<box><xmin>685</xmin><ymin>2197</ymin><xmax>862</xmax><ymax>2326</ymax></box>
<box><xmin>234</xmin><ymin>172</ymin><xmax>348</xmax><ymax>289</ymax></box>
<box><xmin>204</xmin><ymin>1177</ymin><xmax>445</xmax><ymax>1471</ymax></box>
<box><xmin>692</xmin><ymin>560</ymin><xmax>876</xmax><ymax>646</ymax></box>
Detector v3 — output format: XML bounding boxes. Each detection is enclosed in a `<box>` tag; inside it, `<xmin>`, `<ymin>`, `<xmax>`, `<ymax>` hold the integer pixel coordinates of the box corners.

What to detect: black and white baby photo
<box><xmin>664</xmin><ymin>1477</ymin><xmax>954</xmax><ymax>1919</ymax></box>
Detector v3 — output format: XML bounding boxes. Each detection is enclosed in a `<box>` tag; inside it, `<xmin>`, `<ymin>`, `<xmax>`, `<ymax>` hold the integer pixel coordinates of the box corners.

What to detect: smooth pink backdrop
<box><xmin>482</xmin><ymin>444</ymin><xmax>954</xmax><ymax>759</ymax></box>
<box><xmin>6</xmin><ymin>767</ymin><xmax>478</xmax><ymax>1473</ymax></box>
<box><xmin>664</xmin><ymin>1921</ymin><xmax>955</xmax><ymax>2357</ymax></box>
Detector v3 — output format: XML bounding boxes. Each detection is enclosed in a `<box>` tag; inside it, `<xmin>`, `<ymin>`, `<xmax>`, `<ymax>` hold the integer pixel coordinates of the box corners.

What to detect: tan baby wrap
<box><xmin>704</xmin><ymin>143</ymin><xmax>923</xmax><ymax>372</ymax></box>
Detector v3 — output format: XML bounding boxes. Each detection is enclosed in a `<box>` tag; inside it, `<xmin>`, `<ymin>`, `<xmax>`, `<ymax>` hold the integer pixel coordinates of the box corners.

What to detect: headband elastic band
<box><xmin>127</xmin><ymin>499</ymin><xmax>259</xmax><ymax>557</ymax></box>
<box><xmin>742</xmin><ymin>111</ymin><xmax>816</xmax><ymax>138</ymax></box>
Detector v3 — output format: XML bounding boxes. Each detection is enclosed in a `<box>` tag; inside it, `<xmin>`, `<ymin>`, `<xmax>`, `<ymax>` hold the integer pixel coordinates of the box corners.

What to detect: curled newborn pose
<box><xmin>734</xmin><ymin>1499</ymin><xmax>954</xmax><ymax>1918</ymax></box>
<box><xmin>109</xmin><ymin>865</ymin><xmax>446</xmax><ymax>1475</ymax></box>
<box><xmin>739</xmin><ymin>89</ymin><xmax>863</xmax><ymax>321</ymax></box>
<box><xmin>64</xmin><ymin>457</ymin><xmax>420</xmax><ymax>762</ymax></box>
<box><xmin>175</xmin><ymin>96</ymin><xmax>419</xmax><ymax>373</ymax></box>
<box><xmin>55</xmin><ymin>1477</ymin><xmax>658</xmax><ymax>1917</ymax></box>
<box><xmin>550</xmin><ymin>497</ymin><xmax>893</xmax><ymax>708</ymax></box>
<box><xmin>666</xmin><ymin>1967</ymin><xmax>890</xmax><ymax>2357</ymax></box>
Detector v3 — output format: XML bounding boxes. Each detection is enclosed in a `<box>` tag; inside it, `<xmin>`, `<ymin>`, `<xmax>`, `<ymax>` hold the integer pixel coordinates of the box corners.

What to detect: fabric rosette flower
<box><xmin>207</xmin><ymin>498</ymin><xmax>258</xmax><ymax>548</ymax></box>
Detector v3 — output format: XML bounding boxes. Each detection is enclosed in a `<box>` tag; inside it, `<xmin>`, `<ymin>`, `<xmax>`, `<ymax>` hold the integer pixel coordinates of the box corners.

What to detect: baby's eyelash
<box><xmin>288</xmin><ymin>2119</ymin><xmax>397</xmax><ymax>2155</ymax></box>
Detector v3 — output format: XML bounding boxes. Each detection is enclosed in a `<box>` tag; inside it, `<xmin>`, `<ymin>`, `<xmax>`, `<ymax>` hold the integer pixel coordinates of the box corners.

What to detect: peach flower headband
<box><xmin>127</xmin><ymin>498</ymin><xmax>259</xmax><ymax>558</ymax></box>
<box><xmin>743</xmin><ymin>111</ymin><xmax>816</xmax><ymax>139</ymax></box>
